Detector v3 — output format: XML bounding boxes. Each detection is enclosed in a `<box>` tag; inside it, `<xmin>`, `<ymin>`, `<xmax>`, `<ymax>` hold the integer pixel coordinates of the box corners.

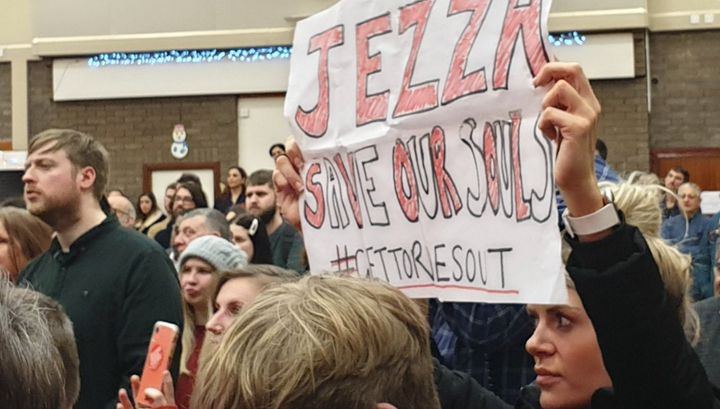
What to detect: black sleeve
<box><xmin>566</xmin><ymin>224</ymin><xmax>715</xmax><ymax>409</ymax></box>
<box><xmin>433</xmin><ymin>359</ymin><xmax>512</xmax><ymax>409</ymax></box>
<box><xmin>111</xmin><ymin>248</ymin><xmax>184</xmax><ymax>409</ymax></box>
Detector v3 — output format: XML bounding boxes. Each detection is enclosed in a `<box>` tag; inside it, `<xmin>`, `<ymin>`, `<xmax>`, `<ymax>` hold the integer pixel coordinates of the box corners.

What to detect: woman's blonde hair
<box><xmin>599</xmin><ymin>182</ymin><xmax>699</xmax><ymax>344</ymax></box>
<box><xmin>178</xmin><ymin>258</ymin><xmax>220</xmax><ymax>375</ymax></box>
<box><xmin>211</xmin><ymin>264</ymin><xmax>299</xmax><ymax>305</ymax></box>
<box><xmin>191</xmin><ymin>275</ymin><xmax>440</xmax><ymax>409</ymax></box>
<box><xmin>196</xmin><ymin>265</ymin><xmax>301</xmax><ymax>367</ymax></box>
<box><xmin>624</xmin><ymin>170</ymin><xmax>660</xmax><ymax>187</ymax></box>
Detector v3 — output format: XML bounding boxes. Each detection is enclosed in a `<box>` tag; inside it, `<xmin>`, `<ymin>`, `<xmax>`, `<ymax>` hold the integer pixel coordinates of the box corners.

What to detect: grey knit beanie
<box><xmin>179</xmin><ymin>235</ymin><xmax>248</xmax><ymax>272</ymax></box>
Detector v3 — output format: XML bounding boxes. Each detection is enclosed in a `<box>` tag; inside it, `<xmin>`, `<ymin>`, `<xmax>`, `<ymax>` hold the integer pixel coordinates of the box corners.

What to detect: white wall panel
<box><xmin>237</xmin><ymin>96</ymin><xmax>291</xmax><ymax>174</ymax></box>
<box><xmin>550</xmin><ymin>33</ymin><xmax>635</xmax><ymax>80</ymax></box>
<box><xmin>52</xmin><ymin>57</ymin><xmax>289</xmax><ymax>101</ymax></box>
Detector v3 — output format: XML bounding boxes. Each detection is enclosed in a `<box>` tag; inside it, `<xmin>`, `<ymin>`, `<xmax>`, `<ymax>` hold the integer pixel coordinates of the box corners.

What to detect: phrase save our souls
<box><xmin>301</xmin><ymin>111</ymin><xmax>555</xmax><ymax>231</ymax></box>
<box><xmin>292</xmin><ymin>0</ymin><xmax>555</xmax><ymax>232</ymax></box>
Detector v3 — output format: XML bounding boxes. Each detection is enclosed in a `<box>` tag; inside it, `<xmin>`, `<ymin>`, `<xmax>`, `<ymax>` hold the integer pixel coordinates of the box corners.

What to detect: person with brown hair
<box><xmin>135</xmin><ymin>192</ymin><xmax>167</xmax><ymax>235</ymax></box>
<box><xmin>228</xmin><ymin>209</ymin><xmax>274</xmax><ymax>264</ymax></box>
<box><xmin>155</xmin><ymin>181</ymin><xmax>208</xmax><ymax>249</ymax></box>
<box><xmin>214</xmin><ymin>166</ymin><xmax>247</xmax><ymax>214</ymax></box>
<box><xmin>661</xmin><ymin>166</ymin><xmax>690</xmax><ymax>221</ymax></box>
<box><xmin>192</xmin><ymin>274</ymin><xmax>441</xmax><ymax>409</ymax></box>
<box><xmin>268</xmin><ymin>142</ymin><xmax>286</xmax><ymax>160</ymax></box>
<box><xmin>147</xmin><ymin>183</ymin><xmax>177</xmax><ymax>240</ymax></box>
<box><xmin>0</xmin><ymin>206</ymin><xmax>52</xmax><ymax>282</ymax></box>
<box><xmin>19</xmin><ymin>129</ymin><xmax>183</xmax><ymax>409</ymax></box>
<box><xmin>245</xmin><ymin>169</ymin><xmax>306</xmax><ymax>272</ymax></box>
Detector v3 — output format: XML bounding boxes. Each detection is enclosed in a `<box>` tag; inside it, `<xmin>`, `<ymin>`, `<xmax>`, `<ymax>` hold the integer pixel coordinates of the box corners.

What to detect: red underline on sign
<box><xmin>395</xmin><ymin>284</ymin><xmax>520</xmax><ymax>295</ymax></box>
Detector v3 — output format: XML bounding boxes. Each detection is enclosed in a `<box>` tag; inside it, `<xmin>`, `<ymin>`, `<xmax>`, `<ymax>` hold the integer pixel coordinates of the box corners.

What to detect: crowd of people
<box><xmin>1</xmin><ymin>62</ymin><xmax>720</xmax><ymax>409</ymax></box>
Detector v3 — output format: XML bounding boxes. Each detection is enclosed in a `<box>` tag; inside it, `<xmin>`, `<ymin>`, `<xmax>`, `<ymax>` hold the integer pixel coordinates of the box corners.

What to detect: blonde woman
<box><xmin>194</xmin><ymin>275</ymin><xmax>442</xmax><ymax>409</ymax></box>
<box><xmin>521</xmin><ymin>181</ymin><xmax>704</xmax><ymax>409</ymax></box>
<box><xmin>117</xmin><ymin>265</ymin><xmax>296</xmax><ymax>409</ymax></box>
<box><xmin>515</xmin><ymin>63</ymin><xmax>713</xmax><ymax>408</ymax></box>
<box><xmin>174</xmin><ymin>235</ymin><xmax>247</xmax><ymax>409</ymax></box>
<box><xmin>273</xmin><ymin>62</ymin><xmax>717</xmax><ymax>409</ymax></box>
<box><xmin>205</xmin><ymin>265</ymin><xmax>298</xmax><ymax>336</ymax></box>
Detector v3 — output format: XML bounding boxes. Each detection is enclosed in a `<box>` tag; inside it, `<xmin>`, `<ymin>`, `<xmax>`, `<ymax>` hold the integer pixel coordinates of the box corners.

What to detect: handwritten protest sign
<box><xmin>285</xmin><ymin>0</ymin><xmax>566</xmax><ymax>304</ymax></box>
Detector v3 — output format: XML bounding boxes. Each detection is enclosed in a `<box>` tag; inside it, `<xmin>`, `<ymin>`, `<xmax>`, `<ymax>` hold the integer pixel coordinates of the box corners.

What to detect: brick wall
<box><xmin>0</xmin><ymin>63</ymin><xmax>11</xmax><ymax>142</ymax></box>
<box><xmin>649</xmin><ymin>30</ymin><xmax>720</xmax><ymax>149</ymax></box>
<box><xmin>28</xmin><ymin>60</ymin><xmax>238</xmax><ymax>200</ymax></box>
<box><xmin>590</xmin><ymin>31</ymin><xmax>649</xmax><ymax>174</ymax></box>
<box><xmin>17</xmin><ymin>29</ymin><xmax>672</xmax><ymax>190</ymax></box>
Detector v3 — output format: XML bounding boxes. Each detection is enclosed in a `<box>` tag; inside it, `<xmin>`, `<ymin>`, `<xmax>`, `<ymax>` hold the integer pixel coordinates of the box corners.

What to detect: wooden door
<box><xmin>142</xmin><ymin>162</ymin><xmax>221</xmax><ymax>208</ymax></box>
<box><xmin>651</xmin><ymin>149</ymin><xmax>720</xmax><ymax>191</ymax></box>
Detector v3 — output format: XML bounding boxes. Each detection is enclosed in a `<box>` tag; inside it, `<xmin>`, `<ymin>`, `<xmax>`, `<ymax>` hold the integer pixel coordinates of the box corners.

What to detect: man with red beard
<box><xmin>19</xmin><ymin>129</ymin><xmax>183</xmax><ymax>409</ymax></box>
<box><xmin>245</xmin><ymin>169</ymin><xmax>306</xmax><ymax>273</ymax></box>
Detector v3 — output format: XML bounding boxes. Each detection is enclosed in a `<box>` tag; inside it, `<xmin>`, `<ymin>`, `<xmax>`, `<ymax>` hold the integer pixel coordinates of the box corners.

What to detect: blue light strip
<box><xmin>86</xmin><ymin>33</ymin><xmax>582</xmax><ymax>67</ymax></box>
<box><xmin>548</xmin><ymin>32</ymin><xmax>586</xmax><ymax>47</ymax></box>
<box><xmin>88</xmin><ymin>46</ymin><xmax>293</xmax><ymax>67</ymax></box>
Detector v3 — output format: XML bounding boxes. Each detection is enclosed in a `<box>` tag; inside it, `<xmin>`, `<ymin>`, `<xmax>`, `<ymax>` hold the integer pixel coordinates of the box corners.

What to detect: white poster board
<box><xmin>285</xmin><ymin>0</ymin><xmax>565</xmax><ymax>304</ymax></box>
<box><xmin>702</xmin><ymin>191</ymin><xmax>720</xmax><ymax>215</ymax></box>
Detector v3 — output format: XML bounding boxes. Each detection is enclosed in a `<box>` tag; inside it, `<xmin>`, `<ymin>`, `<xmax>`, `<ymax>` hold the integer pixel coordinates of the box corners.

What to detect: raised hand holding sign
<box><xmin>285</xmin><ymin>0</ymin><xmax>566</xmax><ymax>304</ymax></box>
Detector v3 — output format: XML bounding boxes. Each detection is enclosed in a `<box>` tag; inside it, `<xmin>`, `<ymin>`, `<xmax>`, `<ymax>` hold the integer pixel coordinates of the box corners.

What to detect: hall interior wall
<box><xmin>0</xmin><ymin>0</ymin><xmax>718</xmax><ymax>196</ymax></box>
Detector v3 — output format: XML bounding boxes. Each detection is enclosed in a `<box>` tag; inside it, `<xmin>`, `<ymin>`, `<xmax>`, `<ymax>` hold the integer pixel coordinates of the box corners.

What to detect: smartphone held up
<box><xmin>136</xmin><ymin>321</ymin><xmax>179</xmax><ymax>407</ymax></box>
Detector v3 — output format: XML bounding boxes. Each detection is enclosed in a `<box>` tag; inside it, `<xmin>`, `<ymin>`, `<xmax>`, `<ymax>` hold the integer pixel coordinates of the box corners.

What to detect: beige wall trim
<box><xmin>0</xmin><ymin>43</ymin><xmax>37</xmax><ymax>62</ymax></box>
<box><xmin>548</xmin><ymin>8</ymin><xmax>648</xmax><ymax>32</ymax></box>
<box><xmin>0</xmin><ymin>45</ymin><xmax>37</xmax><ymax>150</ymax></box>
<box><xmin>650</xmin><ymin>10</ymin><xmax>720</xmax><ymax>32</ymax></box>
<box><xmin>11</xmin><ymin>59</ymin><xmax>28</xmax><ymax>150</ymax></box>
<box><xmin>32</xmin><ymin>28</ymin><xmax>295</xmax><ymax>56</ymax></box>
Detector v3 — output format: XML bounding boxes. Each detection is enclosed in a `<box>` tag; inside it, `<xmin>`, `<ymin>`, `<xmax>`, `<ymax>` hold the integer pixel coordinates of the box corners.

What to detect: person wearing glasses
<box><xmin>154</xmin><ymin>182</ymin><xmax>208</xmax><ymax>250</ymax></box>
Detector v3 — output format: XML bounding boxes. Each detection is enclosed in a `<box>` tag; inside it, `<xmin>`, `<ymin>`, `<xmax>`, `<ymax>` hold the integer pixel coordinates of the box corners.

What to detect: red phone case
<box><xmin>136</xmin><ymin>321</ymin><xmax>179</xmax><ymax>406</ymax></box>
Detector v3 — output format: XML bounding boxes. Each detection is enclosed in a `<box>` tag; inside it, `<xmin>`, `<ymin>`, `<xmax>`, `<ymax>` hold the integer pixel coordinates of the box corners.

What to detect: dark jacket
<box><xmin>431</xmin><ymin>300</ymin><xmax>535</xmax><ymax>403</ymax></box>
<box><xmin>695</xmin><ymin>297</ymin><xmax>720</xmax><ymax>388</ymax></box>
<box><xmin>661</xmin><ymin>212</ymin><xmax>713</xmax><ymax>300</ymax></box>
<box><xmin>214</xmin><ymin>192</ymin><xmax>245</xmax><ymax>214</ymax></box>
<box><xmin>517</xmin><ymin>223</ymin><xmax>717</xmax><ymax>409</ymax></box>
<box><xmin>137</xmin><ymin>210</ymin><xmax>167</xmax><ymax>235</ymax></box>
<box><xmin>154</xmin><ymin>218</ymin><xmax>175</xmax><ymax>249</ymax></box>
<box><xmin>434</xmin><ymin>358</ymin><xmax>512</xmax><ymax>409</ymax></box>
<box><xmin>269</xmin><ymin>220</ymin><xmax>307</xmax><ymax>273</ymax></box>
<box><xmin>515</xmin><ymin>384</ymin><xmax>619</xmax><ymax>408</ymax></box>
<box><xmin>19</xmin><ymin>215</ymin><xmax>184</xmax><ymax>409</ymax></box>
